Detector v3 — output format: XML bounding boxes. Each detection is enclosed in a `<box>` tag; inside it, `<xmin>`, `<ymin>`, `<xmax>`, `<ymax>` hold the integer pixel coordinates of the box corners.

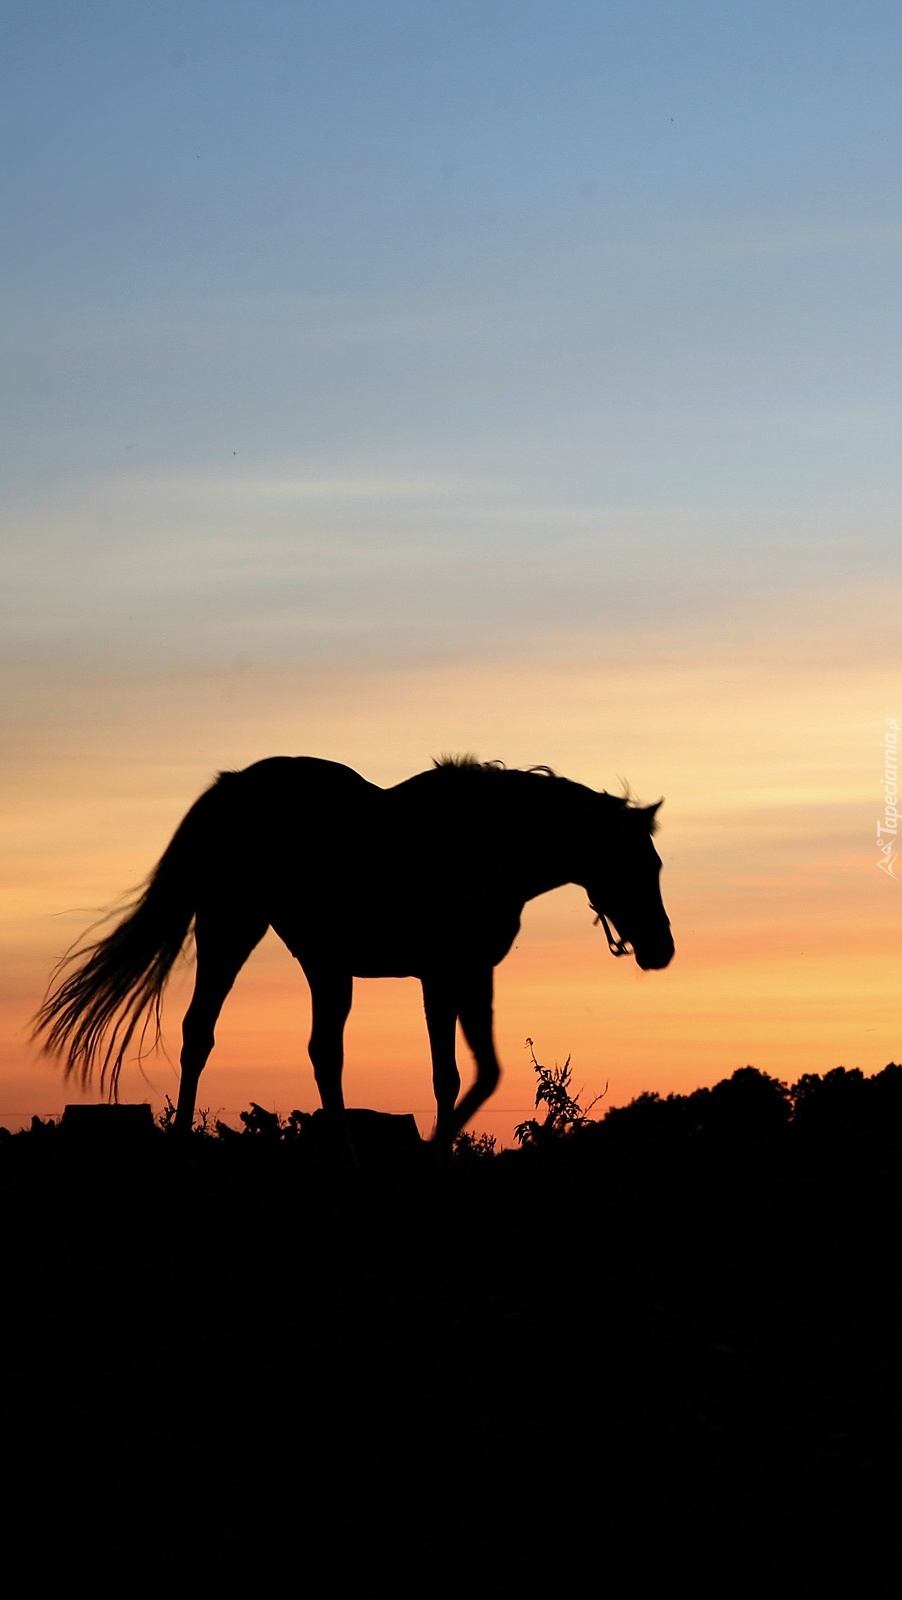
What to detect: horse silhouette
<box><xmin>34</xmin><ymin>755</ymin><xmax>674</xmax><ymax>1145</ymax></box>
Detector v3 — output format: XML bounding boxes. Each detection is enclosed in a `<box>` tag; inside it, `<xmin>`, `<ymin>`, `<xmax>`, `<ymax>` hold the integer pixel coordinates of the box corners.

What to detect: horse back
<box><xmin>206</xmin><ymin>756</ymin><xmax>382</xmax><ymax>889</ymax></box>
<box><xmin>214</xmin><ymin>758</ymin><xmax>525</xmax><ymax>973</ymax></box>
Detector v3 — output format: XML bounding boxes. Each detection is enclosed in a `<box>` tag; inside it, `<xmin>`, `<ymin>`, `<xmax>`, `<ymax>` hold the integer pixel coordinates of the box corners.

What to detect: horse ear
<box><xmin>645</xmin><ymin>799</ymin><xmax>663</xmax><ymax>831</ymax></box>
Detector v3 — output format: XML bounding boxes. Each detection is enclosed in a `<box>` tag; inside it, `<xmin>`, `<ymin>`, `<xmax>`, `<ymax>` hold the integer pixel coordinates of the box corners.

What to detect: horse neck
<box><xmin>507</xmin><ymin>779</ymin><xmax>588</xmax><ymax>900</ymax></box>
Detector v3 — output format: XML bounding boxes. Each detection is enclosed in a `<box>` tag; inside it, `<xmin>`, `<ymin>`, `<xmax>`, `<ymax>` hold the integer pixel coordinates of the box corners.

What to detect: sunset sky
<box><xmin>3</xmin><ymin>1</ymin><xmax>901</xmax><ymax>1141</ymax></box>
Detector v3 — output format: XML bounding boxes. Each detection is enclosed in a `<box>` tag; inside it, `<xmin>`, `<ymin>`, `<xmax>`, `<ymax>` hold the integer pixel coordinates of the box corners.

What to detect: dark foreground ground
<box><xmin>2</xmin><ymin>1081</ymin><xmax>900</xmax><ymax>1596</ymax></box>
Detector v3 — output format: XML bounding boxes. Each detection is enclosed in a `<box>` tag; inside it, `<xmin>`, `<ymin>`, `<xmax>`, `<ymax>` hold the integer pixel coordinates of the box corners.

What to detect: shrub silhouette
<box><xmin>239</xmin><ymin>1102</ymin><xmax>282</xmax><ymax>1139</ymax></box>
<box><xmin>515</xmin><ymin>1038</ymin><xmax>606</xmax><ymax>1146</ymax></box>
<box><xmin>452</xmin><ymin>1129</ymin><xmax>498</xmax><ymax>1160</ymax></box>
<box><xmin>22</xmin><ymin>1058</ymin><xmax>899</xmax><ymax>1166</ymax></box>
<box><xmin>602</xmin><ymin>1089</ymin><xmax>694</xmax><ymax>1143</ymax></box>
<box><xmin>790</xmin><ymin>1066</ymin><xmax>869</xmax><ymax>1137</ymax></box>
<box><xmin>689</xmin><ymin>1066</ymin><xmax>792</xmax><ymax>1141</ymax></box>
<box><xmin>868</xmin><ymin>1061</ymin><xmax>902</xmax><ymax>1121</ymax></box>
<box><xmin>158</xmin><ymin>1094</ymin><xmax>215</xmax><ymax>1136</ymax></box>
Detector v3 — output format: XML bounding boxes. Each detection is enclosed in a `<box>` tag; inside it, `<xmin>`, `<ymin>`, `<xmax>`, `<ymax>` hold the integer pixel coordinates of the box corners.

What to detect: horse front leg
<box><xmin>304</xmin><ymin>965</ymin><xmax>355</xmax><ymax>1160</ymax></box>
<box><xmin>422</xmin><ymin>973</ymin><xmax>461</xmax><ymax>1146</ymax></box>
<box><xmin>445</xmin><ymin>965</ymin><xmax>501</xmax><ymax>1143</ymax></box>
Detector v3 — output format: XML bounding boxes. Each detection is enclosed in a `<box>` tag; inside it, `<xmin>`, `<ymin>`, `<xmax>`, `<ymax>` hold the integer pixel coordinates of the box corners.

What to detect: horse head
<box><xmin>587</xmin><ymin>799</ymin><xmax>674</xmax><ymax>972</ymax></box>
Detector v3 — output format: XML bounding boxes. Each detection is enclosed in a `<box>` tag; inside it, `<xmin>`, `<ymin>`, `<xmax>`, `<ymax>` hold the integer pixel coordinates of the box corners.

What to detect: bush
<box><xmin>515</xmin><ymin>1039</ymin><xmax>605</xmax><ymax>1146</ymax></box>
<box><xmin>453</xmin><ymin>1128</ymin><xmax>497</xmax><ymax>1160</ymax></box>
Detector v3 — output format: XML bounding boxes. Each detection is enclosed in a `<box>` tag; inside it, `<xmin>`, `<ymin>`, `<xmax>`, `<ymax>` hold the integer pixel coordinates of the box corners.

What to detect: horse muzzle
<box><xmin>592</xmin><ymin>904</ymin><xmax>674</xmax><ymax>970</ymax></box>
<box><xmin>633</xmin><ymin>929</ymin><xmax>675</xmax><ymax>971</ymax></box>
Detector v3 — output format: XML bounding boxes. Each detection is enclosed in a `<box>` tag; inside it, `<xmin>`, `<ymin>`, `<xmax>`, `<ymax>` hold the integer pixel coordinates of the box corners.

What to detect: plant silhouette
<box><xmin>515</xmin><ymin>1037</ymin><xmax>606</xmax><ymax>1145</ymax></box>
<box><xmin>33</xmin><ymin>754</ymin><xmax>673</xmax><ymax>1148</ymax></box>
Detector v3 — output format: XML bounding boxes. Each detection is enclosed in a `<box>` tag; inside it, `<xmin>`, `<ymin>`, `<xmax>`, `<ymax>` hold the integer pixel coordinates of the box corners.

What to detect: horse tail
<box><xmin>32</xmin><ymin>774</ymin><xmax>238</xmax><ymax>1099</ymax></box>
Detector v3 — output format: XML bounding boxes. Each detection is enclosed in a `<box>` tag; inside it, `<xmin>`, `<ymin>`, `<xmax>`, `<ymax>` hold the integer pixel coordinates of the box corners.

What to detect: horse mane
<box><xmin>425</xmin><ymin>755</ymin><xmax>658</xmax><ymax>832</ymax></box>
<box><xmin>431</xmin><ymin>755</ymin><xmax>658</xmax><ymax>829</ymax></box>
<box><xmin>432</xmin><ymin>755</ymin><xmax>556</xmax><ymax>776</ymax></box>
<box><xmin>433</xmin><ymin>754</ymin><xmax>506</xmax><ymax>770</ymax></box>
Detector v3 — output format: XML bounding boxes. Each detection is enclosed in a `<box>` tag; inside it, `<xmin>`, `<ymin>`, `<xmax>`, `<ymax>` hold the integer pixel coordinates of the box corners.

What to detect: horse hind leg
<box><xmin>176</xmin><ymin>910</ymin><xmax>267</xmax><ymax>1133</ymax></box>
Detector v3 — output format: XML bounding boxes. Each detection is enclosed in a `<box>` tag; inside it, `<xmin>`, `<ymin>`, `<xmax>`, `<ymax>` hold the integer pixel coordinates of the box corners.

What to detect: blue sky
<box><xmin>5</xmin><ymin>2</ymin><xmax>901</xmax><ymax>681</ymax></box>
<box><xmin>4</xmin><ymin>2</ymin><xmax>902</xmax><ymax>1126</ymax></box>
<box><xmin>7</xmin><ymin>2</ymin><xmax>901</xmax><ymax>480</ymax></box>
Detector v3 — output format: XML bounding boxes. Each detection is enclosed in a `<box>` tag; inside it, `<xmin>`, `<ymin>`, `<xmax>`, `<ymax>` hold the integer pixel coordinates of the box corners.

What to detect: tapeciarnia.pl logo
<box><xmin>877</xmin><ymin>717</ymin><xmax>899</xmax><ymax>878</ymax></box>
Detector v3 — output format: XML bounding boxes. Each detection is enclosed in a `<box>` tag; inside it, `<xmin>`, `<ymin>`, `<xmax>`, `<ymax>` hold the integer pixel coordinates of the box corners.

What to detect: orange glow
<box><xmin>5</xmin><ymin>594</ymin><xmax>901</xmax><ymax>1141</ymax></box>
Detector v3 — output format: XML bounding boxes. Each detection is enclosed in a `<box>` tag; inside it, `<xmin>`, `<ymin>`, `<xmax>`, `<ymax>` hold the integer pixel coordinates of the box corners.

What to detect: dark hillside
<box><xmin>3</xmin><ymin>1065</ymin><xmax>900</xmax><ymax>1593</ymax></box>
